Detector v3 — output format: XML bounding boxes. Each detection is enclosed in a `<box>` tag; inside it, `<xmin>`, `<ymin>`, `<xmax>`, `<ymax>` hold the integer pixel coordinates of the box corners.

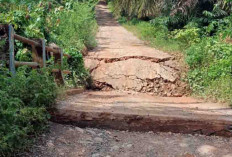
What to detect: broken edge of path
<box><xmin>84</xmin><ymin>1</ymin><xmax>188</xmax><ymax>97</ymax></box>
<box><xmin>51</xmin><ymin>91</ymin><xmax>232</xmax><ymax>137</ymax></box>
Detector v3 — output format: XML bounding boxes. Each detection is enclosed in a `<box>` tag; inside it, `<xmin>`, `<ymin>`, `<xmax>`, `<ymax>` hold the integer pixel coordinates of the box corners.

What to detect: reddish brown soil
<box><xmin>52</xmin><ymin>91</ymin><xmax>232</xmax><ymax>137</ymax></box>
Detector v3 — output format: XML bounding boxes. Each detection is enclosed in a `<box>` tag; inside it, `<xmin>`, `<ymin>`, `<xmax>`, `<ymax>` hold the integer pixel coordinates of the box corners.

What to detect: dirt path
<box><xmin>85</xmin><ymin>1</ymin><xmax>187</xmax><ymax>97</ymax></box>
<box><xmin>24</xmin><ymin>2</ymin><xmax>232</xmax><ymax>156</ymax></box>
<box><xmin>25</xmin><ymin>123</ymin><xmax>232</xmax><ymax>157</ymax></box>
<box><xmin>53</xmin><ymin>91</ymin><xmax>232</xmax><ymax>137</ymax></box>
<box><xmin>50</xmin><ymin>1</ymin><xmax>232</xmax><ymax>141</ymax></box>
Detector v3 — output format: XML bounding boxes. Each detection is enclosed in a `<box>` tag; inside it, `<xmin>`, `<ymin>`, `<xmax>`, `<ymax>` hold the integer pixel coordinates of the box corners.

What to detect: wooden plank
<box><xmin>60</xmin><ymin>49</ymin><xmax>63</xmax><ymax>67</ymax></box>
<box><xmin>45</xmin><ymin>46</ymin><xmax>60</xmax><ymax>54</ymax></box>
<box><xmin>15</xmin><ymin>61</ymin><xmax>39</xmax><ymax>68</ymax></box>
<box><xmin>14</xmin><ymin>34</ymin><xmax>40</xmax><ymax>47</ymax></box>
<box><xmin>63</xmin><ymin>70</ymin><xmax>71</xmax><ymax>74</ymax></box>
<box><xmin>14</xmin><ymin>34</ymin><xmax>71</xmax><ymax>58</ymax></box>
<box><xmin>63</xmin><ymin>53</ymin><xmax>71</xmax><ymax>58</ymax></box>
<box><xmin>45</xmin><ymin>46</ymin><xmax>70</xmax><ymax>58</ymax></box>
<box><xmin>52</xmin><ymin>69</ymin><xmax>71</xmax><ymax>74</ymax></box>
<box><xmin>8</xmin><ymin>25</ymin><xmax>16</xmax><ymax>75</ymax></box>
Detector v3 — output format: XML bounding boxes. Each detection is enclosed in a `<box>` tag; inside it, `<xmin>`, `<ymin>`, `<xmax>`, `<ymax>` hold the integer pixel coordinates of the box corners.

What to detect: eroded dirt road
<box><xmin>24</xmin><ymin>123</ymin><xmax>232</xmax><ymax>157</ymax></box>
<box><xmin>24</xmin><ymin>1</ymin><xmax>232</xmax><ymax>157</ymax></box>
<box><xmin>85</xmin><ymin>1</ymin><xmax>187</xmax><ymax>97</ymax></box>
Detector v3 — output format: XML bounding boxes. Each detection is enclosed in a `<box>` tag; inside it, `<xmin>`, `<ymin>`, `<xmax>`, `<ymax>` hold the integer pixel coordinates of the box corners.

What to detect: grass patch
<box><xmin>122</xmin><ymin>19</ymin><xmax>182</xmax><ymax>53</ymax></box>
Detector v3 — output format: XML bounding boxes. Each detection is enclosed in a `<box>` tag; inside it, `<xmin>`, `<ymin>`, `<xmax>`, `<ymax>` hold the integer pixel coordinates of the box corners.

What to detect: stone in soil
<box><xmin>24</xmin><ymin>123</ymin><xmax>232</xmax><ymax>157</ymax></box>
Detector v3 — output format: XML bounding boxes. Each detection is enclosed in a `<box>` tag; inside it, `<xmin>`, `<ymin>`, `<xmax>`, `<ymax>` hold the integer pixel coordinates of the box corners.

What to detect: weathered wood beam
<box><xmin>63</xmin><ymin>70</ymin><xmax>71</xmax><ymax>74</ymax></box>
<box><xmin>52</xmin><ymin>69</ymin><xmax>71</xmax><ymax>74</ymax></box>
<box><xmin>14</xmin><ymin>34</ymin><xmax>71</xmax><ymax>58</ymax></box>
<box><xmin>14</xmin><ymin>34</ymin><xmax>40</xmax><ymax>47</ymax></box>
<box><xmin>15</xmin><ymin>61</ymin><xmax>39</xmax><ymax>68</ymax></box>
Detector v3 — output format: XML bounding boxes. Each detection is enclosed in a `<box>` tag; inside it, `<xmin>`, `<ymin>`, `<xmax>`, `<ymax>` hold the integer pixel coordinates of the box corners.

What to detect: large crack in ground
<box><xmin>85</xmin><ymin>58</ymin><xmax>188</xmax><ymax>97</ymax></box>
<box><xmin>85</xmin><ymin>55</ymin><xmax>172</xmax><ymax>64</ymax></box>
<box><xmin>84</xmin><ymin>2</ymin><xmax>188</xmax><ymax>97</ymax></box>
<box><xmin>91</xmin><ymin>73</ymin><xmax>186</xmax><ymax>97</ymax></box>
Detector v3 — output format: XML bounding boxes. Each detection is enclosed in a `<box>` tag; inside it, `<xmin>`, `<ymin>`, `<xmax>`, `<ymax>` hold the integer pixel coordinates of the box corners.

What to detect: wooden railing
<box><xmin>1</xmin><ymin>24</ymin><xmax>71</xmax><ymax>85</ymax></box>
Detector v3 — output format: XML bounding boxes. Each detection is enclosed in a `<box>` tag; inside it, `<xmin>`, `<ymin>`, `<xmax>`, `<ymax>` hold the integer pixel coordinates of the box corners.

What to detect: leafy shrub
<box><xmin>172</xmin><ymin>26</ymin><xmax>200</xmax><ymax>47</ymax></box>
<box><xmin>51</xmin><ymin>1</ymin><xmax>97</xmax><ymax>87</ymax></box>
<box><xmin>186</xmin><ymin>38</ymin><xmax>232</xmax><ymax>104</ymax></box>
<box><xmin>0</xmin><ymin>39</ymin><xmax>6</xmax><ymax>49</ymax></box>
<box><xmin>118</xmin><ymin>16</ymin><xmax>128</xmax><ymax>24</ymax></box>
<box><xmin>15</xmin><ymin>48</ymin><xmax>32</xmax><ymax>62</ymax></box>
<box><xmin>0</xmin><ymin>0</ymin><xmax>98</xmax><ymax>87</ymax></box>
<box><xmin>0</xmin><ymin>67</ymin><xmax>57</xmax><ymax>155</ymax></box>
<box><xmin>52</xmin><ymin>1</ymin><xmax>98</xmax><ymax>51</ymax></box>
<box><xmin>66</xmin><ymin>50</ymin><xmax>90</xmax><ymax>87</ymax></box>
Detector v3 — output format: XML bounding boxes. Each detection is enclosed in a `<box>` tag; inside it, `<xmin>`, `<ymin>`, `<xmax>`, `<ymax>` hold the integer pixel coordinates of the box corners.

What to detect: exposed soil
<box><xmin>23</xmin><ymin>1</ymin><xmax>232</xmax><ymax>156</ymax></box>
<box><xmin>23</xmin><ymin>122</ymin><xmax>232</xmax><ymax>157</ymax></box>
<box><xmin>52</xmin><ymin>91</ymin><xmax>232</xmax><ymax>137</ymax></box>
<box><xmin>84</xmin><ymin>1</ymin><xmax>188</xmax><ymax>97</ymax></box>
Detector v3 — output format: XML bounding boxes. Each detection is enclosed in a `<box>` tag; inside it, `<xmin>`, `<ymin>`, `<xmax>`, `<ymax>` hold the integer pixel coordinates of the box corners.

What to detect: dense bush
<box><xmin>53</xmin><ymin>2</ymin><xmax>97</xmax><ymax>50</ymax></box>
<box><xmin>0</xmin><ymin>67</ymin><xmax>57</xmax><ymax>156</ymax></box>
<box><xmin>0</xmin><ymin>0</ymin><xmax>98</xmax><ymax>155</ymax></box>
<box><xmin>110</xmin><ymin>0</ymin><xmax>232</xmax><ymax>24</ymax></box>
<box><xmin>0</xmin><ymin>0</ymin><xmax>98</xmax><ymax>87</ymax></box>
<box><xmin>186</xmin><ymin>38</ymin><xmax>232</xmax><ymax>103</ymax></box>
<box><xmin>51</xmin><ymin>1</ymin><xmax>98</xmax><ymax>87</ymax></box>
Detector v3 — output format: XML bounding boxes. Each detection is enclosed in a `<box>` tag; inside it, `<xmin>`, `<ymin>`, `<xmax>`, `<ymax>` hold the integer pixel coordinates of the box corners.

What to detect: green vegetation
<box><xmin>0</xmin><ymin>0</ymin><xmax>98</xmax><ymax>155</ymax></box>
<box><xmin>0</xmin><ymin>0</ymin><xmax>98</xmax><ymax>87</ymax></box>
<box><xmin>121</xmin><ymin>18</ymin><xmax>181</xmax><ymax>53</ymax></box>
<box><xmin>109</xmin><ymin>0</ymin><xmax>232</xmax><ymax>104</ymax></box>
<box><xmin>0</xmin><ymin>67</ymin><xmax>57</xmax><ymax>156</ymax></box>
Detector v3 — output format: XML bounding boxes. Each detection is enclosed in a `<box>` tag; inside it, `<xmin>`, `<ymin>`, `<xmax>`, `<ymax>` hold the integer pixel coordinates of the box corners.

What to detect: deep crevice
<box><xmin>86</xmin><ymin>55</ymin><xmax>172</xmax><ymax>64</ymax></box>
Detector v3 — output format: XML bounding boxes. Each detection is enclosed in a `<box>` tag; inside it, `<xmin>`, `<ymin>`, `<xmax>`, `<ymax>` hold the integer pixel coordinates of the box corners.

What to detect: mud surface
<box><xmin>24</xmin><ymin>122</ymin><xmax>232</xmax><ymax>157</ymax></box>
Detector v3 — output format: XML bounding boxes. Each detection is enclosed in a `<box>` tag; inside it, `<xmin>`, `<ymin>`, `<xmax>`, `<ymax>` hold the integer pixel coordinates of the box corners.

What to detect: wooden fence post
<box><xmin>8</xmin><ymin>25</ymin><xmax>16</xmax><ymax>75</ymax></box>
<box><xmin>42</xmin><ymin>39</ymin><xmax>46</xmax><ymax>67</ymax></box>
<box><xmin>60</xmin><ymin>49</ymin><xmax>63</xmax><ymax>67</ymax></box>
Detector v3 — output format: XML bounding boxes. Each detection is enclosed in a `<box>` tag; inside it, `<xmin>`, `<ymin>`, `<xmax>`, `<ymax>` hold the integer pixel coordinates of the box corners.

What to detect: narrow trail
<box><xmin>26</xmin><ymin>1</ymin><xmax>232</xmax><ymax>156</ymax></box>
<box><xmin>85</xmin><ymin>1</ymin><xmax>187</xmax><ymax>97</ymax></box>
<box><xmin>51</xmin><ymin>0</ymin><xmax>232</xmax><ymax>137</ymax></box>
